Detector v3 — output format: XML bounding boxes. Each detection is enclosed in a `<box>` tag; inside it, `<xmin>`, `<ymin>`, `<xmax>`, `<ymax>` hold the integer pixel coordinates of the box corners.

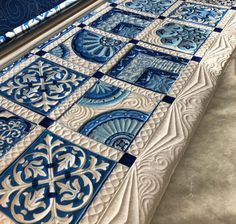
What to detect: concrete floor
<box><xmin>151</xmin><ymin>51</ymin><xmax>236</xmax><ymax>224</ymax></box>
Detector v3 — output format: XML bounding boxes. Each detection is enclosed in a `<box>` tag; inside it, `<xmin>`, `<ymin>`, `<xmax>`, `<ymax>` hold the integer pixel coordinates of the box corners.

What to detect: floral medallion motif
<box><xmin>108</xmin><ymin>46</ymin><xmax>189</xmax><ymax>93</ymax></box>
<box><xmin>0</xmin><ymin>107</ymin><xmax>33</xmax><ymax>158</ymax></box>
<box><xmin>169</xmin><ymin>2</ymin><xmax>228</xmax><ymax>27</ymax></box>
<box><xmin>123</xmin><ymin>0</ymin><xmax>176</xmax><ymax>16</ymax></box>
<box><xmin>90</xmin><ymin>8</ymin><xmax>153</xmax><ymax>38</ymax></box>
<box><xmin>0</xmin><ymin>131</ymin><xmax>115</xmax><ymax>223</ymax></box>
<box><xmin>71</xmin><ymin>29</ymin><xmax>126</xmax><ymax>63</ymax></box>
<box><xmin>155</xmin><ymin>22</ymin><xmax>211</xmax><ymax>54</ymax></box>
<box><xmin>0</xmin><ymin>58</ymin><xmax>88</xmax><ymax>116</ymax></box>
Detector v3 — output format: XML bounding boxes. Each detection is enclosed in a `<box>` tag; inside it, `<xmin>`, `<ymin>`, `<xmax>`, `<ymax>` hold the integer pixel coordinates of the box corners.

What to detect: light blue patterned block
<box><xmin>49</xmin><ymin>29</ymin><xmax>126</xmax><ymax>64</ymax></box>
<box><xmin>90</xmin><ymin>8</ymin><xmax>154</xmax><ymax>38</ymax></box>
<box><xmin>0</xmin><ymin>58</ymin><xmax>89</xmax><ymax>116</ymax></box>
<box><xmin>123</xmin><ymin>0</ymin><xmax>176</xmax><ymax>16</ymax></box>
<box><xmin>78</xmin><ymin>81</ymin><xmax>130</xmax><ymax>108</ymax></box>
<box><xmin>0</xmin><ymin>107</ymin><xmax>34</xmax><ymax>158</ymax></box>
<box><xmin>0</xmin><ymin>130</ymin><xmax>115</xmax><ymax>223</ymax></box>
<box><xmin>155</xmin><ymin>22</ymin><xmax>211</xmax><ymax>54</ymax></box>
<box><xmin>169</xmin><ymin>2</ymin><xmax>228</xmax><ymax>27</ymax></box>
<box><xmin>68</xmin><ymin>80</ymin><xmax>153</xmax><ymax>151</ymax></box>
<box><xmin>108</xmin><ymin>46</ymin><xmax>189</xmax><ymax>93</ymax></box>
<box><xmin>79</xmin><ymin>108</ymin><xmax>149</xmax><ymax>151</ymax></box>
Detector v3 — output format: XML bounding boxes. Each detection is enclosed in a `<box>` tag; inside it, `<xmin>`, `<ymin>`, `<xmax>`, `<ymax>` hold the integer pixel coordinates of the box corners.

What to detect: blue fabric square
<box><xmin>77</xmin><ymin>81</ymin><xmax>151</xmax><ymax>151</ymax></box>
<box><xmin>155</xmin><ymin>22</ymin><xmax>212</xmax><ymax>54</ymax></box>
<box><xmin>123</xmin><ymin>0</ymin><xmax>176</xmax><ymax>16</ymax></box>
<box><xmin>0</xmin><ymin>58</ymin><xmax>89</xmax><ymax>116</ymax></box>
<box><xmin>108</xmin><ymin>46</ymin><xmax>189</xmax><ymax>93</ymax></box>
<box><xmin>169</xmin><ymin>2</ymin><xmax>228</xmax><ymax>27</ymax></box>
<box><xmin>0</xmin><ymin>107</ymin><xmax>33</xmax><ymax>158</ymax></box>
<box><xmin>90</xmin><ymin>8</ymin><xmax>153</xmax><ymax>38</ymax></box>
<box><xmin>49</xmin><ymin>29</ymin><xmax>126</xmax><ymax>64</ymax></box>
<box><xmin>0</xmin><ymin>130</ymin><xmax>116</xmax><ymax>223</ymax></box>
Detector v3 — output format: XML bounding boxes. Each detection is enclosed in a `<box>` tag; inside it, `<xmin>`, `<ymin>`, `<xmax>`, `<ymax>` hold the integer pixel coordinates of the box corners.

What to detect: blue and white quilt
<box><xmin>0</xmin><ymin>0</ymin><xmax>236</xmax><ymax>223</ymax></box>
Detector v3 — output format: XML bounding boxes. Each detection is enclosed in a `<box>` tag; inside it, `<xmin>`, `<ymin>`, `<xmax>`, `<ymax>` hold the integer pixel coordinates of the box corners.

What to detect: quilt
<box><xmin>0</xmin><ymin>0</ymin><xmax>236</xmax><ymax>223</ymax></box>
<box><xmin>0</xmin><ymin>0</ymin><xmax>78</xmax><ymax>45</ymax></box>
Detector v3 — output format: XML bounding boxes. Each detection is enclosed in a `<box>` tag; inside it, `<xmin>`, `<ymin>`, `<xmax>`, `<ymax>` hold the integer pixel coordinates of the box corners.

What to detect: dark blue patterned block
<box><xmin>168</xmin><ymin>2</ymin><xmax>228</xmax><ymax>27</ymax></box>
<box><xmin>119</xmin><ymin>153</ymin><xmax>136</xmax><ymax>167</ymax></box>
<box><xmin>123</xmin><ymin>0</ymin><xmax>176</xmax><ymax>16</ymax></box>
<box><xmin>90</xmin><ymin>8</ymin><xmax>153</xmax><ymax>38</ymax></box>
<box><xmin>108</xmin><ymin>46</ymin><xmax>189</xmax><ymax>93</ymax></box>
<box><xmin>155</xmin><ymin>22</ymin><xmax>211</xmax><ymax>54</ymax></box>
<box><xmin>0</xmin><ymin>0</ymin><xmax>66</xmax><ymax>36</ymax></box>
<box><xmin>0</xmin><ymin>107</ymin><xmax>33</xmax><ymax>158</ymax></box>
<box><xmin>0</xmin><ymin>130</ymin><xmax>116</xmax><ymax>223</ymax></box>
<box><xmin>0</xmin><ymin>58</ymin><xmax>89</xmax><ymax>116</ymax></box>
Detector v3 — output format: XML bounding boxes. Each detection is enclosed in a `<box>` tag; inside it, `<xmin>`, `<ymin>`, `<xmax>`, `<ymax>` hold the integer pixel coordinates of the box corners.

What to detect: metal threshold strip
<box><xmin>0</xmin><ymin>0</ymin><xmax>104</xmax><ymax>69</ymax></box>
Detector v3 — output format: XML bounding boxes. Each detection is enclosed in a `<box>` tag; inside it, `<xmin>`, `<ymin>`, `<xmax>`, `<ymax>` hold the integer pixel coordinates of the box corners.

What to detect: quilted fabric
<box><xmin>0</xmin><ymin>0</ymin><xmax>236</xmax><ymax>223</ymax></box>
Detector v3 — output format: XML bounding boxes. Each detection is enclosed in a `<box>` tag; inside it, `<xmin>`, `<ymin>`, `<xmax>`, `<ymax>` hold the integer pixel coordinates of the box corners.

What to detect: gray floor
<box><xmin>151</xmin><ymin>51</ymin><xmax>236</xmax><ymax>224</ymax></box>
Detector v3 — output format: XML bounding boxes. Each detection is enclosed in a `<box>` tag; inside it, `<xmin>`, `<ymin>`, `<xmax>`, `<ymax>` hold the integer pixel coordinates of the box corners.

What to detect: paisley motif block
<box><xmin>142</xmin><ymin>21</ymin><xmax>212</xmax><ymax>54</ymax></box>
<box><xmin>90</xmin><ymin>8</ymin><xmax>154</xmax><ymax>38</ymax></box>
<box><xmin>59</xmin><ymin>80</ymin><xmax>157</xmax><ymax>151</ymax></box>
<box><xmin>0</xmin><ymin>58</ymin><xmax>89</xmax><ymax>116</ymax></box>
<box><xmin>121</xmin><ymin>0</ymin><xmax>177</xmax><ymax>16</ymax></box>
<box><xmin>0</xmin><ymin>107</ymin><xmax>34</xmax><ymax>158</ymax></box>
<box><xmin>0</xmin><ymin>130</ymin><xmax>116</xmax><ymax>223</ymax></box>
<box><xmin>168</xmin><ymin>2</ymin><xmax>228</xmax><ymax>27</ymax></box>
<box><xmin>47</xmin><ymin>28</ymin><xmax>126</xmax><ymax>69</ymax></box>
<box><xmin>108</xmin><ymin>45</ymin><xmax>189</xmax><ymax>93</ymax></box>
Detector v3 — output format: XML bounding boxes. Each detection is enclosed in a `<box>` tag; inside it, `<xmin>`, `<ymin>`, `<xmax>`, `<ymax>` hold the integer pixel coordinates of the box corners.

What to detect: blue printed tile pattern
<box><xmin>0</xmin><ymin>107</ymin><xmax>34</xmax><ymax>158</ymax></box>
<box><xmin>155</xmin><ymin>22</ymin><xmax>211</xmax><ymax>54</ymax></box>
<box><xmin>123</xmin><ymin>0</ymin><xmax>176</xmax><ymax>16</ymax></box>
<box><xmin>90</xmin><ymin>8</ymin><xmax>153</xmax><ymax>38</ymax></box>
<box><xmin>59</xmin><ymin>81</ymin><xmax>156</xmax><ymax>151</ymax></box>
<box><xmin>0</xmin><ymin>130</ymin><xmax>115</xmax><ymax>223</ymax></box>
<box><xmin>49</xmin><ymin>29</ymin><xmax>126</xmax><ymax>64</ymax></box>
<box><xmin>169</xmin><ymin>2</ymin><xmax>228</xmax><ymax>27</ymax></box>
<box><xmin>0</xmin><ymin>58</ymin><xmax>89</xmax><ymax>116</ymax></box>
<box><xmin>77</xmin><ymin>81</ymin><xmax>152</xmax><ymax>151</ymax></box>
<box><xmin>108</xmin><ymin>46</ymin><xmax>189</xmax><ymax>93</ymax></box>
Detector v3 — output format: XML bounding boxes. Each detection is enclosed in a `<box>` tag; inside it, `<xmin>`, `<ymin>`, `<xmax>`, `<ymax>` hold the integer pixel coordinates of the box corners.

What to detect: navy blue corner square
<box><xmin>214</xmin><ymin>27</ymin><xmax>223</xmax><ymax>33</ymax></box>
<box><xmin>191</xmin><ymin>56</ymin><xmax>202</xmax><ymax>62</ymax></box>
<box><xmin>78</xmin><ymin>23</ymin><xmax>86</xmax><ymax>28</ymax></box>
<box><xmin>129</xmin><ymin>39</ymin><xmax>139</xmax><ymax>44</ymax></box>
<box><xmin>39</xmin><ymin>117</ymin><xmax>55</xmax><ymax>128</ymax></box>
<box><xmin>231</xmin><ymin>7</ymin><xmax>236</xmax><ymax>10</ymax></box>
<box><xmin>93</xmin><ymin>71</ymin><xmax>105</xmax><ymax>79</ymax></box>
<box><xmin>158</xmin><ymin>15</ymin><xmax>166</xmax><ymax>20</ymax></box>
<box><xmin>119</xmin><ymin>153</ymin><xmax>136</xmax><ymax>167</ymax></box>
<box><xmin>110</xmin><ymin>3</ymin><xmax>118</xmax><ymax>7</ymax></box>
<box><xmin>36</xmin><ymin>50</ymin><xmax>47</xmax><ymax>56</ymax></box>
<box><xmin>162</xmin><ymin>95</ymin><xmax>175</xmax><ymax>104</ymax></box>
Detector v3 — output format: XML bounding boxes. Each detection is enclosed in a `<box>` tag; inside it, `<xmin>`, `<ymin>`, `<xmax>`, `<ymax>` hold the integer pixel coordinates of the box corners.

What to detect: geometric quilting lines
<box><xmin>90</xmin><ymin>8</ymin><xmax>154</xmax><ymax>38</ymax></box>
<box><xmin>108</xmin><ymin>45</ymin><xmax>189</xmax><ymax>93</ymax></box>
